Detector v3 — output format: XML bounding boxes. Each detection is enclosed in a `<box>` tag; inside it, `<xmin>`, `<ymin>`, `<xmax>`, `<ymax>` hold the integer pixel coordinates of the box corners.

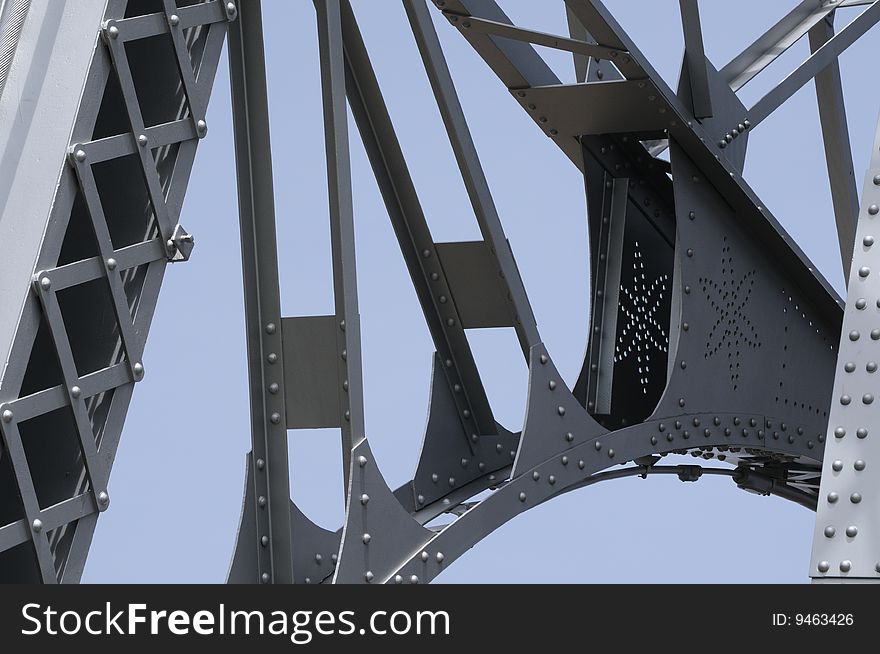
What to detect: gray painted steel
<box><xmin>3</xmin><ymin>0</ymin><xmax>880</xmax><ymax>584</ymax></box>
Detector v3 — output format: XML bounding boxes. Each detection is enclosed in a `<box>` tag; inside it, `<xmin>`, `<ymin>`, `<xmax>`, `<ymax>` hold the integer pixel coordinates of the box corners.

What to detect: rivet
<box><xmin>267</xmin><ymin>353</ymin><xmax>277</xmax><ymax>364</ymax></box>
<box><xmin>846</xmin><ymin>526</ymin><xmax>858</xmax><ymax>538</ymax></box>
<box><xmin>358</xmin><ymin>455</ymin><xmax>367</xmax><ymax>467</ymax></box>
<box><xmin>265</xmin><ymin>322</ymin><xmax>276</xmax><ymax>334</ymax></box>
<box><xmin>410</xmin><ymin>575</ymin><xmax>419</xmax><ymax>584</ymax></box>
<box><xmin>362</xmin><ymin>533</ymin><xmax>371</xmax><ymax>544</ymax></box>
<box><xmin>868</xmin><ymin>362</ymin><xmax>878</xmax><ymax>373</ymax></box>
<box><xmin>519</xmin><ymin>492</ymin><xmax>527</xmax><ymax>502</ymax></box>
<box><xmin>874</xmin><ymin>174</ymin><xmax>880</xmax><ymax>186</ymax></box>
<box><xmin>74</xmin><ymin>149</ymin><xmax>87</xmax><ymax>163</ymax></box>
<box><xmin>840</xmin><ymin>560</ymin><xmax>852</xmax><ymax>573</ymax></box>
<box><xmin>540</xmin><ymin>354</ymin><xmax>548</xmax><ymax>364</ymax></box>
<box><xmin>447</xmin><ymin>476</ymin><xmax>455</xmax><ymax>486</ymax></box>
<box><xmin>3</xmin><ymin>409</ymin><xmax>15</xmax><ymax>424</ymax></box>
<box><xmin>549</xmin><ymin>380</ymin><xmax>557</xmax><ymax>390</ymax></box>
<box><xmin>851</xmin><ymin>492</ymin><xmax>862</xmax><ymax>503</ymax></box>
<box><xmin>873</xmin><ymin>328</ymin><xmax>880</xmax><ymax>340</ymax></box>
<box><xmin>261</xmin><ymin>536</ymin><xmax>268</xmax><ymax>547</ymax></box>
<box><xmin>828</xmin><ymin>492</ymin><xmax>839</xmax><ymax>503</ymax></box>
<box><xmin>70</xmin><ymin>386</ymin><xmax>82</xmax><ymax>399</ymax></box>
<box><xmin>841</xmin><ymin>395</ymin><xmax>852</xmax><ymax>405</ymax></box>
<box><xmin>261</xmin><ymin>573</ymin><xmax>270</xmax><ymax>583</ymax></box>
<box><xmin>608</xmin><ymin>448</ymin><xmax>615</xmax><ymax>458</ymax></box>
<box><xmin>32</xmin><ymin>519</ymin><xmax>42</xmax><ymax>533</ymax></box>
<box><xmin>39</xmin><ymin>277</ymin><xmax>51</xmax><ymax>290</ymax></box>
<box><xmin>269</xmin><ymin>382</ymin><xmax>279</xmax><ymax>394</ymax></box>
<box><xmin>360</xmin><ymin>493</ymin><xmax>370</xmax><ymax>505</ymax></box>
<box><xmin>270</xmin><ymin>412</ymin><xmax>281</xmax><ymax>424</ymax></box>
<box><xmin>666</xmin><ymin>433</ymin><xmax>674</xmax><ymax>442</ymax></box>
<box><xmin>133</xmin><ymin>362</ymin><xmax>144</xmax><ymax>379</ymax></box>
<box><xmin>137</xmin><ymin>134</ymin><xmax>148</xmax><ymax>147</ymax></box>
<box><xmin>824</xmin><ymin>526</ymin><xmax>835</xmax><ymax>538</ymax></box>
<box><xmin>256</xmin><ymin>458</ymin><xmax>264</xmax><ymax>470</ymax></box>
<box><xmin>258</xmin><ymin>496</ymin><xmax>266</xmax><ymax>507</ymax></box>
<box><xmin>817</xmin><ymin>561</ymin><xmax>830</xmax><ymax>573</ymax></box>
<box><xmin>106</xmin><ymin>257</ymin><xmax>118</xmax><ymax>271</ymax></box>
<box><xmin>417</xmin><ymin>494</ymin><xmax>425</xmax><ymax>504</ymax></box>
<box><xmin>650</xmin><ymin>436</ymin><xmax>658</xmax><ymax>445</ymax></box>
<box><xmin>849</xmin><ymin>330</ymin><xmax>860</xmax><ymax>341</ymax></box>
<box><xmin>557</xmin><ymin>406</ymin><xmax>566</xmax><ymax>416</ymax></box>
<box><xmin>578</xmin><ymin>460</ymin><xmax>585</xmax><ymax>469</ymax></box>
<box><xmin>845</xmin><ymin>362</ymin><xmax>856</xmax><ymax>372</ymax></box>
<box><xmin>196</xmin><ymin>119</ymin><xmax>208</xmax><ymax>136</ymax></box>
<box><xmin>870</xmin><ymin>205</ymin><xmax>879</xmax><ymax>216</ymax></box>
<box><xmin>856</xmin><ymin>298</ymin><xmax>867</xmax><ymax>309</ymax></box>
<box><xmin>532</xmin><ymin>471</ymin><xmax>540</xmax><ymax>481</ymax></box>
<box><xmin>436</xmin><ymin>552</ymin><xmax>445</xmax><ymax>563</ymax></box>
<box><xmin>854</xmin><ymin>459</ymin><xmax>866</xmax><ymax>471</ymax></box>
<box><xmin>421</xmin><ymin>551</ymin><xmax>429</xmax><ymax>562</ymax></box>
<box><xmin>548</xmin><ymin>475</ymin><xmax>556</xmax><ymax>485</ymax></box>
<box><xmin>107</xmin><ymin>25</ymin><xmax>119</xmax><ymax>39</ymax></box>
<box><xmin>169</xmin><ymin>14</ymin><xmax>180</xmax><ymax>26</ymax></box>
<box><xmin>594</xmin><ymin>441</ymin><xmax>602</xmax><ymax>451</ymax></box>
<box><xmin>834</xmin><ymin>427</ymin><xmax>846</xmax><ymax>438</ymax></box>
<box><xmin>678</xmin><ymin>398</ymin><xmax>685</xmax><ymax>407</ymax></box>
<box><xmin>832</xmin><ymin>460</ymin><xmax>843</xmax><ymax>471</ymax></box>
<box><xmin>859</xmin><ymin>266</ymin><xmax>871</xmax><ymax>277</ymax></box>
<box><xmin>865</xmin><ymin>394</ymin><xmax>875</xmax><ymax>405</ymax></box>
<box><xmin>561</xmin><ymin>455</ymin><xmax>569</xmax><ymax>465</ymax></box>
<box><xmin>865</xmin><ymin>236</ymin><xmax>875</xmax><ymax>247</ymax></box>
<box><xmin>364</xmin><ymin>571</ymin><xmax>374</xmax><ymax>582</ymax></box>
<box><xmin>315</xmin><ymin>553</ymin><xmax>322</xmax><ymax>563</ymax></box>
<box><xmin>97</xmin><ymin>491</ymin><xmax>109</xmax><ymax>505</ymax></box>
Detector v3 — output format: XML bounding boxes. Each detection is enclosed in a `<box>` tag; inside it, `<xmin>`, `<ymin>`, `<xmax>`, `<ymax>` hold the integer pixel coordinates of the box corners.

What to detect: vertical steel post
<box><xmin>316</xmin><ymin>0</ymin><xmax>364</xmax><ymax>491</ymax></box>
<box><xmin>227</xmin><ymin>0</ymin><xmax>294</xmax><ymax>584</ymax></box>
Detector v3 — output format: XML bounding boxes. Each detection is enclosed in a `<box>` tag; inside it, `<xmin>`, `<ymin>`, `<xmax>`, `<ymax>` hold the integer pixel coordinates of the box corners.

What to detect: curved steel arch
<box><xmin>1</xmin><ymin>0</ymin><xmax>879</xmax><ymax>583</ymax></box>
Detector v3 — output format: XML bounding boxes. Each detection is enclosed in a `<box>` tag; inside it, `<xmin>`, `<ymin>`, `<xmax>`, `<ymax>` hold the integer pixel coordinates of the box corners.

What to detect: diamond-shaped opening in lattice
<box><xmin>0</xmin><ymin>540</ymin><xmax>42</xmax><ymax>583</ymax></box>
<box><xmin>91</xmin><ymin>67</ymin><xmax>130</xmax><ymax>141</ymax></box>
<box><xmin>124</xmin><ymin>0</ymin><xmax>166</xmax><ymax>18</ymax></box>
<box><xmin>92</xmin><ymin>154</ymin><xmax>158</xmax><ymax>249</ymax></box>
<box><xmin>125</xmin><ymin>33</ymin><xmax>191</xmax><ymax>128</ymax></box>
<box><xmin>57</xmin><ymin>187</ymin><xmax>101</xmax><ymax>267</ymax></box>
<box><xmin>57</xmin><ymin>277</ymin><xmax>125</xmax><ymax>377</ymax></box>
<box><xmin>19</xmin><ymin>405</ymin><xmax>88</xmax><ymax>510</ymax></box>
<box><xmin>0</xmin><ymin>446</ymin><xmax>24</xmax><ymax>528</ymax></box>
<box><xmin>19</xmin><ymin>311</ymin><xmax>65</xmax><ymax>398</ymax></box>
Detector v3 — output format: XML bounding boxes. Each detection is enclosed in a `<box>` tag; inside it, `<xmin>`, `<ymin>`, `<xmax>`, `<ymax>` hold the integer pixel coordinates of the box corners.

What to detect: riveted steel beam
<box><xmin>227</xmin><ymin>0</ymin><xmax>294</xmax><ymax>585</ymax></box>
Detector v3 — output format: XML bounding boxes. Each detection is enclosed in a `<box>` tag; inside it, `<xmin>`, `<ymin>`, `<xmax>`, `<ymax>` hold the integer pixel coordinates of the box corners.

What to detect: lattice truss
<box><xmin>1</xmin><ymin>0</ymin><xmax>879</xmax><ymax>583</ymax></box>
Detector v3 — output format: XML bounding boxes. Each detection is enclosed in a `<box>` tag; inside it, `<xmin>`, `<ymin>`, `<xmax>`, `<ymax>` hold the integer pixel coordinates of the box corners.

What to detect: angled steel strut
<box><xmin>1</xmin><ymin>0</ymin><xmax>880</xmax><ymax>584</ymax></box>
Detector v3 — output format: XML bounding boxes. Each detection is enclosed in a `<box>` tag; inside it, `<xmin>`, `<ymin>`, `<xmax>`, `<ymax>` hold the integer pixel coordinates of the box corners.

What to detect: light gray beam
<box><xmin>678</xmin><ymin>0</ymin><xmax>712</xmax><ymax>118</ymax></box>
<box><xmin>720</xmin><ymin>0</ymin><xmax>839</xmax><ymax>92</ymax></box>
<box><xmin>809</xmin><ymin>15</ymin><xmax>859</xmax><ymax>278</ymax></box>
<box><xmin>748</xmin><ymin>1</ymin><xmax>880</xmax><ymax>128</ymax></box>
<box><xmin>407</xmin><ymin>0</ymin><xmax>541</xmax><ymax>354</ymax></box>
<box><xmin>227</xmin><ymin>0</ymin><xmax>294</xmax><ymax>585</ymax></box>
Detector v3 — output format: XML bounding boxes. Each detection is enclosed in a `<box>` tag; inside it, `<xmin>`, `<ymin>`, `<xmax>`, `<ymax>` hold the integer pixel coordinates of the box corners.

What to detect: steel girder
<box><xmin>0</xmin><ymin>0</ymin><xmax>232</xmax><ymax>582</ymax></box>
<box><xmin>2</xmin><ymin>0</ymin><xmax>880</xmax><ymax>584</ymax></box>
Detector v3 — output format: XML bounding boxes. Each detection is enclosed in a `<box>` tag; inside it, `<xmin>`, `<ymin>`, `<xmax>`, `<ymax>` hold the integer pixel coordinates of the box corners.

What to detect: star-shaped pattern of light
<box><xmin>700</xmin><ymin>238</ymin><xmax>761</xmax><ymax>389</ymax></box>
<box><xmin>614</xmin><ymin>241</ymin><xmax>669</xmax><ymax>394</ymax></box>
